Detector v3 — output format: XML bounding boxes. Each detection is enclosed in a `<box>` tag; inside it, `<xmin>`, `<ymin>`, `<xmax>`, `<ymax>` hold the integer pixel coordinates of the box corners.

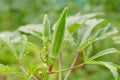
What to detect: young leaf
<box><xmin>110</xmin><ymin>63</ymin><xmax>120</xmax><ymax>69</ymax></box>
<box><xmin>43</xmin><ymin>14</ymin><xmax>51</xmax><ymax>40</ymax></box>
<box><xmin>88</xmin><ymin>48</ymin><xmax>119</xmax><ymax>61</ymax></box>
<box><xmin>50</xmin><ymin>7</ymin><xmax>68</xmax><ymax>58</ymax></box>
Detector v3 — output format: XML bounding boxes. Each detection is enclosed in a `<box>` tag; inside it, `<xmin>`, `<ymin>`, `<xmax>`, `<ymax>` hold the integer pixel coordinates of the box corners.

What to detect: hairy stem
<box><xmin>64</xmin><ymin>51</ymin><xmax>81</xmax><ymax>80</ymax></box>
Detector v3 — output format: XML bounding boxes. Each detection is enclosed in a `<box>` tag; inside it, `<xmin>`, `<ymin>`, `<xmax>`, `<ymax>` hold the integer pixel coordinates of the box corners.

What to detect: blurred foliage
<box><xmin>0</xmin><ymin>0</ymin><xmax>120</xmax><ymax>31</ymax></box>
<box><xmin>0</xmin><ymin>0</ymin><xmax>120</xmax><ymax>80</ymax></box>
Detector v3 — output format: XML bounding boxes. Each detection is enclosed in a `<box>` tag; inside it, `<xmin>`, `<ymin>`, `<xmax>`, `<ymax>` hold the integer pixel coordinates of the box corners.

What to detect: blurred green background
<box><xmin>0</xmin><ymin>0</ymin><xmax>120</xmax><ymax>80</ymax></box>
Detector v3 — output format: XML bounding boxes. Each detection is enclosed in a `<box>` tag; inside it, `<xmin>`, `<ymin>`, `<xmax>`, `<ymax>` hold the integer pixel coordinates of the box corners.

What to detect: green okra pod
<box><xmin>43</xmin><ymin>14</ymin><xmax>51</xmax><ymax>40</ymax></box>
<box><xmin>51</xmin><ymin>7</ymin><xmax>68</xmax><ymax>58</ymax></box>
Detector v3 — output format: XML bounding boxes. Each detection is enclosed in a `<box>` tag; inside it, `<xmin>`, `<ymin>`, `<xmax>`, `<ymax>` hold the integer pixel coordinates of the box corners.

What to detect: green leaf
<box><xmin>94</xmin><ymin>23</ymin><xmax>118</xmax><ymax>41</ymax></box>
<box><xmin>43</xmin><ymin>14</ymin><xmax>51</xmax><ymax>40</ymax></box>
<box><xmin>86</xmin><ymin>61</ymin><xmax>118</xmax><ymax>80</ymax></box>
<box><xmin>76</xmin><ymin>20</ymin><xmax>118</xmax><ymax>51</ymax></box>
<box><xmin>18</xmin><ymin>24</ymin><xmax>43</xmax><ymax>39</ymax></box>
<box><xmin>26</xmin><ymin>64</ymin><xmax>40</xmax><ymax>79</ymax></box>
<box><xmin>113</xmin><ymin>36</ymin><xmax>120</xmax><ymax>45</ymax></box>
<box><xmin>25</xmin><ymin>63</ymin><xmax>48</xmax><ymax>79</ymax></box>
<box><xmin>52</xmin><ymin>13</ymin><xmax>100</xmax><ymax>47</ymax></box>
<box><xmin>88</xmin><ymin>48</ymin><xmax>119</xmax><ymax>61</ymax></box>
<box><xmin>100</xmin><ymin>62</ymin><xmax>118</xmax><ymax>80</ymax></box>
<box><xmin>13</xmin><ymin>70</ymin><xmax>26</xmax><ymax>79</ymax></box>
<box><xmin>0</xmin><ymin>64</ymin><xmax>25</xmax><ymax>78</ymax></box>
<box><xmin>67</xmin><ymin>23</ymin><xmax>82</xmax><ymax>33</ymax></box>
<box><xmin>85</xmin><ymin>44</ymin><xmax>93</xmax><ymax>61</ymax></box>
<box><xmin>64</xmin><ymin>13</ymin><xmax>100</xmax><ymax>46</ymax></box>
<box><xmin>66</xmin><ymin>12</ymin><xmax>100</xmax><ymax>28</ymax></box>
<box><xmin>79</xmin><ymin>38</ymin><xmax>95</xmax><ymax>51</ymax></box>
<box><xmin>0</xmin><ymin>32</ymin><xmax>17</xmax><ymax>57</ymax></box>
<box><xmin>52</xmin><ymin>12</ymin><xmax>98</xmax><ymax>30</ymax></box>
<box><xmin>18</xmin><ymin>35</ymin><xmax>27</xmax><ymax>58</ymax></box>
<box><xmin>0</xmin><ymin>64</ymin><xmax>12</xmax><ymax>72</ymax></box>
<box><xmin>0</xmin><ymin>32</ymin><xmax>28</xmax><ymax>58</ymax></box>
<box><xmin>77</xmin><ymin>19</ymin><xmax>104</xmax><ymax>49</ymax></box>
<box><xmin>50</xmin><ymin>7</ymin><xmax>68</xmax><ymax>58</ymax></box>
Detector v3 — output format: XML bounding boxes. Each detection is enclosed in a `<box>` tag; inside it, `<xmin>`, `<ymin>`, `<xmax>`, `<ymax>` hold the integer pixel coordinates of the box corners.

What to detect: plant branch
<box><xmin>58</xmin><ymin>52</ymin><xmax>62</xmax><ymax>80</ymax></box>
<box><xmin>49</xmin><ymin>63</ymin><xmax>85</xmax><ymax>74</ymax></box>
<box><xmin>17</xmin><ymin>58</ymin><xmax>28</xmax><ymax>72</ymax></box>
<box><xmin>39</xmin><ymin>72</ymin><xmax>43</xmax><ymax>80</ymax></box>
<box><xmin>64</xmin><ymin>51</ymin><xmax>81</xmax><ymax>80</ymax></box>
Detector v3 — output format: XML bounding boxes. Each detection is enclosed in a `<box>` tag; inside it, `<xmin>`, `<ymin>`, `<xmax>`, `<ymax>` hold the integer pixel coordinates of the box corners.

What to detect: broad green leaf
<box><xmin>88</xmin><ymin>48</ymin><xmax>119</xmax><ymax>61</ymax></box>
<box><xmin>77</xmin><ymin>19</ymin><xmax>104</xmax><ymax>49</ymax></box>
<box><xmin>66</xmin><ymin>12</ymin><xmax>101</xmax><ymax>28</ymax></box>
<box><xmin>94</xmin><ymin>23</ymin><xmax>118</xmax><ymax>41</ymax></box>
<box><xmin>65</xmin><ymin>13</ymin><xmax>100</xmax><ymax>43</ymax></box>
<box><xmin>18</xmin><ymin>24</ymin><xmax>43</xmax><ymax>39</ymax></box>
<box><xmin>76</xmin><ymin>20</ymin><xmax>118</xmax><ymax>51</ymax></box>
<box><xmin>66</xmin><ymin>13</ymin><xmax>102</xmax><ymax>38</ymax></box>
<box><xmin>0</xmin><ymin>32</ymin><xmax>27</xmax><ymax>58</ymax></box>
<box><xmin>43</xmin><ymin>14</ymin><xmax>51</xmax><ymax>40</ymax></box>
<box><xmin>50</xmin><ymin>7</ymin><xmax>68</xmax><ymax>58</ymax></box>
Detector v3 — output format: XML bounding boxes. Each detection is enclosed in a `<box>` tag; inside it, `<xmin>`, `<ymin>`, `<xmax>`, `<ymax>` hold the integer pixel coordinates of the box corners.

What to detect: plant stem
<box><xmin>58</xmin><ymin>52</ymin><xmax>62</xmax><ymax>80</ymax></box>
<box><xmin>50</xmin><ymin>63</ymin><xmax>85</xmax><ymax>73</ymax></box>
<box><xmin>39</xmin><ymin>72</ymin><xmax>43</xmax><ymax>80</ymax></box>
<box><xmin>32</xmin><ymin>75</ymin><xmax>38</xmax><ymax>80</ymax></box>
<box><xmin>64</xmin><ymin>51</ymin><xmax>81</xmax><ymax>80</ymax></box>
<box><xmin>46</xmin><ymin>53</ymin><xmax>49</xmax><ymax>80</ymax></box>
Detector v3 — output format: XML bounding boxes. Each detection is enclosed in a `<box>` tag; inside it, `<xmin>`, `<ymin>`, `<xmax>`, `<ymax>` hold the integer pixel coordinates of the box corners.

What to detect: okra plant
<box><xmin>0</xmin><ymin>7</ymin><xmax>120</xmax><ymax>80</ymax></box>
